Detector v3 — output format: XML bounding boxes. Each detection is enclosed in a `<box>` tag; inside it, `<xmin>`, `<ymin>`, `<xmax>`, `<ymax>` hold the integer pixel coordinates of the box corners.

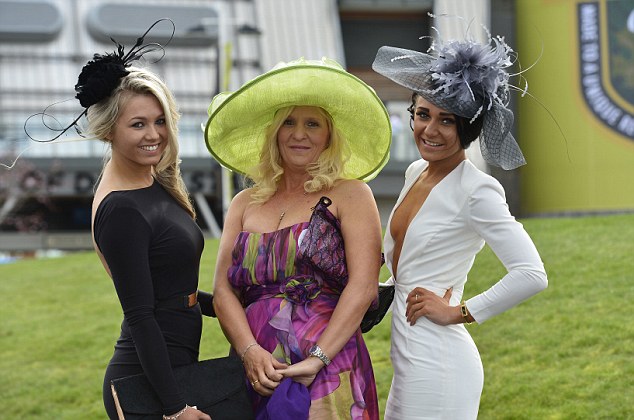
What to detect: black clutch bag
<box><xmin>111</xmin><ymin>355</ymin><xmax>254</xmax><ymax>420</ymax></box>
<box><xmin>361</xmin><ymin>283</ymin><xmax>395</xmax><ymax>333</ymax></box>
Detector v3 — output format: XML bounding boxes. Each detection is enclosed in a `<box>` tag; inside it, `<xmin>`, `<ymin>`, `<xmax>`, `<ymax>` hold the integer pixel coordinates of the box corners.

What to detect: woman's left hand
<box><xmin>406</xmin><ymin>287</ymin><xmax>454</xmax><ymax>326</ymax></box>
<box><xmin>277</xmin><ymin>356</ymin><xmax>323</xmax><ymax>388</ymax></box>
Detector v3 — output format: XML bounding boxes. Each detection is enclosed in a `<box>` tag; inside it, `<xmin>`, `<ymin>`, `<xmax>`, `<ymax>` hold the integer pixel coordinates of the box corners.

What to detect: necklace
<box><xmin>276</xmin><ymin>211</ymin><xmax>288</xmax><ymax>230</ymax></box>
<box><xmin>275</xmin><ymin>190</ymin><xmax>308</xmax><ymax>230</ymax></box>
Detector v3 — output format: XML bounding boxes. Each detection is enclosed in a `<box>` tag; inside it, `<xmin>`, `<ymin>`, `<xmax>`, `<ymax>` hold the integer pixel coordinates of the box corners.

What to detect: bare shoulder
<box><xmin>330</xmin><ymin>179</ymin><xmax>374</xmax><ymax>203</ymax></box>
<box><xmin>328</xmin><ymin>181</ymin><xmax>381</xmax><ymax>246</ymax></box>
<box><xmin>91</xmin><ymin>182</ymin><xmax>114</xmax><ymax>218</ymax></box>
<box><xmin>327</xmin><ymin>179</ymin><xmax>377</xmax><ymax>218</ymax></box>
<box><xmin>230</xmin><ymin>188</ymin><xmax>254</xmax><ymax>209</ymax></box>
<box><xmin>226</xmin><ymin>187</ymin><xmax>256</xmax><ymax>224</ymax></box>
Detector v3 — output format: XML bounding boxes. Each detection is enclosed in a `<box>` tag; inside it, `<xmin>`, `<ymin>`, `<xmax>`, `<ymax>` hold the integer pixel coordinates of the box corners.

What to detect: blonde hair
<box><xmin>86</xmin><ymin>67</ymin><xmax>195</xmax><ymax>218</ymax></box>
<box><xmin>247</xmin><ymin>106</ymin><xmax>350</xmax><ymax>204</ymax></box>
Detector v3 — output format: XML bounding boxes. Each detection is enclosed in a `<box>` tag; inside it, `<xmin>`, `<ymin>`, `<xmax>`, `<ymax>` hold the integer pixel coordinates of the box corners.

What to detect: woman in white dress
<box><xmin>372</xmin><ymin>34</ymin><xmax>548</xmax><ymax>419</ymax></box>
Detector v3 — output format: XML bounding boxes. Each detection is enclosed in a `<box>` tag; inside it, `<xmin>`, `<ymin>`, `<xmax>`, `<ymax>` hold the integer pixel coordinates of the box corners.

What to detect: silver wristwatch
<box><xmin>308</xmin><ymin>344</ymin><xmax>331</xmax><ymax>366</ymax></box>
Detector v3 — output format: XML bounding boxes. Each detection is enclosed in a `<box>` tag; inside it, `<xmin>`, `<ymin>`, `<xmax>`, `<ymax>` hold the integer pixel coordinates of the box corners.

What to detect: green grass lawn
<box><xmin>1</xmin><ymin>213</ymin><xmax>633</xmax><ymax>418</ymax></box>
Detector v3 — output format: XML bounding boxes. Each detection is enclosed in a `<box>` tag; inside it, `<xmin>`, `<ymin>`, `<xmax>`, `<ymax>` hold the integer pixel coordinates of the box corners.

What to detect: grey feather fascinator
<box><xmin>372</xmin><ymin>33</ymin><xmax>527</xmax><ymax>170</ymax></box>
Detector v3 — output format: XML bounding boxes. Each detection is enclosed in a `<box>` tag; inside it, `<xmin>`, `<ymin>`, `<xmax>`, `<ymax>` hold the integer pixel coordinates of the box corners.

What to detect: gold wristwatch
<box><xmin>460</xmin><ymin>301</ymin><xmax>473</xmax><ymax>324</ymax></box>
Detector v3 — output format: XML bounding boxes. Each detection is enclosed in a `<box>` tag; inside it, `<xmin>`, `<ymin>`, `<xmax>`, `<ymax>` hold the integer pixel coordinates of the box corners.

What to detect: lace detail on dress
<box><xmin>299</xmin><ymin>196</ymin><xmax>348</xmax><ymax>286</ymax></box>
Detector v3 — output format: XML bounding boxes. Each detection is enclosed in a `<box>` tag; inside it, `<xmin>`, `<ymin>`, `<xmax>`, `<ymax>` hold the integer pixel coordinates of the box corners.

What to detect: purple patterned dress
<box><xmin>228</xmin><ymin>197</ymin><xmax>379</xmax><ymax>419</ymax></box>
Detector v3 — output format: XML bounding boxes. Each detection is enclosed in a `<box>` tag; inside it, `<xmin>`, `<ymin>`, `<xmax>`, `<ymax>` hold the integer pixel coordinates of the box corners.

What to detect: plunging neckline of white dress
<box><xmin>389</xmin><ymin>159</ymin><xmax>467</xmax><ymax>281</ymax></box>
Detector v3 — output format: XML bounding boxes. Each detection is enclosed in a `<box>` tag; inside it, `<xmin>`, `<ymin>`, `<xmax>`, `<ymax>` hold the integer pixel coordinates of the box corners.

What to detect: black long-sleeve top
<box><xmin>94</xmin><ymin>180</ymin><xmax>205</xmax><ymax>415</ymax></box>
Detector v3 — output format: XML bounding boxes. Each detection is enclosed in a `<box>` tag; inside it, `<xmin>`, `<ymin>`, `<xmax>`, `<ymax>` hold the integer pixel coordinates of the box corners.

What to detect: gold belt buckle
<box><xmin>185</xmin><ymin>291</ymin><xmax>198</xmax><ymax>308</ymax></box>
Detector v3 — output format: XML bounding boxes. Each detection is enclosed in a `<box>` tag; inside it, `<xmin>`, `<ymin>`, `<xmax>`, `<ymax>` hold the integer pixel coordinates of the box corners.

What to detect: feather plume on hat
<box><xmin>25</xmin><ymin>19</ymin><xmax>174</xmax><ymax>143</ymax></box>
<box><xmin>373</xmin><ymin>20</ymin><xmax>529</xmax><ymax>170</ymax></box>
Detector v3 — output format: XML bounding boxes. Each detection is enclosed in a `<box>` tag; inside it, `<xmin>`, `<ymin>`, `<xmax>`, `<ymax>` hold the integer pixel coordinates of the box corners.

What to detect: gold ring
<box><xmin>415</xmin><ymin>294</ymin><xmax>419</xmax><ymax>302</ymax></box>
<box><xmin>251</xmin><ymin>380</ymin><xmax>259</xmax><ymax>387</ymax></box>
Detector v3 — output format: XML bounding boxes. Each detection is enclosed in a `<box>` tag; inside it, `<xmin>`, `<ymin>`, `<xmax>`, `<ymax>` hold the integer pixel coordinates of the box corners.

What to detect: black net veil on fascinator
<box><xmin>23</xmin><ymin>18</ymin><xmax>175</xmax><ymax>144</ymax></box>
<box><xmin>372</xmin><ymin>16</ymin><xmax>531</xmax><ymax>170</ymax></box>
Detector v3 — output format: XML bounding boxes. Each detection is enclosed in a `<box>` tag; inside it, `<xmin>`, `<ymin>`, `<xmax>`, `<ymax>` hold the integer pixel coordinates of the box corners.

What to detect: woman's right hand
<box><xmin>243</xmin><ymin>345</ymin><xmax>287</xmax><ymax>396</ymax></box>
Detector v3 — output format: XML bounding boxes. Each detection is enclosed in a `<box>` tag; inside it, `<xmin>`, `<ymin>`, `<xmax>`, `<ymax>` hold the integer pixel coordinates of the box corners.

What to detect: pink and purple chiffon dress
<box><xmin>228</xmin><ymin>197</ymin><xmax>379</xmax><ymax>419</ymax></box>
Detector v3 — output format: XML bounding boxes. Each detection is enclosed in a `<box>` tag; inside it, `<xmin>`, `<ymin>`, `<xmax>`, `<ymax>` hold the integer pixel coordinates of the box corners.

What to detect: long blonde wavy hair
<box><xmin>85</xmin><ymin>67</ymin><xmax>195</xmax><ymax>218</ymax></box>
<box><xmin>247</xmin><ymin>106</ymin><xmax>350</xmax><ymax>204</ymax></box>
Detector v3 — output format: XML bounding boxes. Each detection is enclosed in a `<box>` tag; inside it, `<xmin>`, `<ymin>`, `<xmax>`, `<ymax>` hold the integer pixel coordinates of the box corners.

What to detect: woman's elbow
<box><xmin>355</xmin><ymin>279</ymin><xmax>379</xmax><ymax>309</ymax></box>
<box><xmin>538</xmin><ymin>273</ymin><xmax>548</xmax><ymax>292</ymax></box>
<box><xmin>212</xmin><ymin>287</ymin><xmax>237</xmax><ymax>319</ymax></box>
<box><xmin>528</xmin><ymin>267</ymin><xmax>548</xmax><ymax>294</ymax></box>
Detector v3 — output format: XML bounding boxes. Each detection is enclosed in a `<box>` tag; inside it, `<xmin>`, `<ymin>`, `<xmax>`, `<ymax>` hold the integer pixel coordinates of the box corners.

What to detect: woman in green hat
<box><xmin>205</xmin><ymin>57</ymin><xmax>392</xmax><ymax>419</ymax></box>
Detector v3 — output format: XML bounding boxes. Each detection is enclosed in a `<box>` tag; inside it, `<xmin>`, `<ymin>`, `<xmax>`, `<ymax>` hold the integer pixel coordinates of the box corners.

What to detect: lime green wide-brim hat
<box><xmin>204</xmin><ymin>57</ymin><xmax>392</xmax><ymax>182</ymax></box>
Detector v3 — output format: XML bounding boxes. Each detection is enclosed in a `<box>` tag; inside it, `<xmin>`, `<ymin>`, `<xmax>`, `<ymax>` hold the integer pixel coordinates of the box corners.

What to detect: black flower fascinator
<box><xmin>372</xmin><ymin>19</ymin><xmax>529</xmax><ymax>170</ymax></box>
<box><xmin>25</xmin><ymin>18</ymin><xmax>174</xmax><ymax>143</ymax></box>
<box><xmin>74</xmin><ymin>48</ymin><xmax>131</xmax><ymax>108</ymax></box>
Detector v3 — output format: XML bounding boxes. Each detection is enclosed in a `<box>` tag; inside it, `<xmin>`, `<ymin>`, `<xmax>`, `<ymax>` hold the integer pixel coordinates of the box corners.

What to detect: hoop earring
<box><xmin>407</xmin><ymin>103</ymin><xmax>415</xmax><ymax>131</ymax></box>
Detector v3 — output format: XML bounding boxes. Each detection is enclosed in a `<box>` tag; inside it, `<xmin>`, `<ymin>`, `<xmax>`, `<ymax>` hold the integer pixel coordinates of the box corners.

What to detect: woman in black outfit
<box><xmin>73</xmin><ymin>28</ymin><xmax>213</xmax><ymax>420</ymax></box>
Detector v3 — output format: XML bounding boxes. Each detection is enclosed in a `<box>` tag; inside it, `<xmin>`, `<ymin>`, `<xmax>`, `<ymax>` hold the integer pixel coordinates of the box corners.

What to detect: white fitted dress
<box><xmin>383</xmin><ymin>159</ymin><xmax>547</xmax><ymax>420</ymax></box>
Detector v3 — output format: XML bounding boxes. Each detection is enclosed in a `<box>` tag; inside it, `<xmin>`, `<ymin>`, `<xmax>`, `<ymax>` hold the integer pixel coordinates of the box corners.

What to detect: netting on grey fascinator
<box><xmin>372</xmin><ymin>25</ymin><xmax>528</xmax><ymax>170</ymax></box>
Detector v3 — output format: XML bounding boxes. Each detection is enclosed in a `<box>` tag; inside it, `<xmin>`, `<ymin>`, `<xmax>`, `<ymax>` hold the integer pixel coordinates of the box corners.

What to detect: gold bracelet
<box><xmin>240</xmin><ymin>342</ymin><xmax>260</xmax><ymax>362</ymax></box>
<box><xmin>163</xmin><ymin>404</ymin><xmax>191</xmax><ymax>420</ymax></box>
<box><xmin>460</xmin><ymin>301</ymin><xmax>472</xmax><ymax>324</ymax></box>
